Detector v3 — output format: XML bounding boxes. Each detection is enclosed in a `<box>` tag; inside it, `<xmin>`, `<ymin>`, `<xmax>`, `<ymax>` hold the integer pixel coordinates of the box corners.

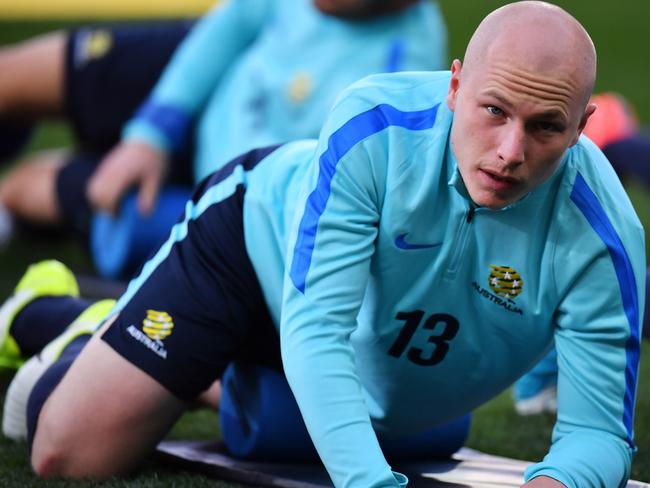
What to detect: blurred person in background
<box><xmin>585</xmin><ymin>92</ymin><xmax>650</xmax><ymax>189</ymax></box>
<box><xmin>0</xmin><ymin>0</ymin><xmax>447</xmax><ymax>250</ymax></box>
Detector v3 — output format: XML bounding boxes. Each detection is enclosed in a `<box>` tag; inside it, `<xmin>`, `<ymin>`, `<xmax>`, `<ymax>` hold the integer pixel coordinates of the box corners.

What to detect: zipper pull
<box><xmin>466</xmin><ymin>205</ymin><xmax>475</xmax><ymax>223</ymax></box>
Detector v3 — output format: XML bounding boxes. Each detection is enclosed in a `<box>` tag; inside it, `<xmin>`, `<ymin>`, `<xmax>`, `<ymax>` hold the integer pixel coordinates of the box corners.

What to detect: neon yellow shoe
<box><xmin>2</xmin><ymin>298</ymin><xmax>115</xmax><ymax>441</ymax></box>
<box><xmin>0</xmin><ymin>260</ymin><xmax>80</xmax><ymax>369</ymax></box>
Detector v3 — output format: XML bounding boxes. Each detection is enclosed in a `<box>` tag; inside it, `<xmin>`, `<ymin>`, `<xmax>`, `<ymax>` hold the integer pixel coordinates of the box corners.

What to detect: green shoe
<box><xmin>46</xmin><ymin>298</ymin><xmax>115</xmax><ymax>359</ymax></box>
<box><xmin>0</xmin><ymin>260</ymin><xmax>80</xmax><ymax>369</ymax></box>
<box><xmin>2</xmin><ymin>298</ymin><xmax>115</xmax><ymax>441</ymax></box>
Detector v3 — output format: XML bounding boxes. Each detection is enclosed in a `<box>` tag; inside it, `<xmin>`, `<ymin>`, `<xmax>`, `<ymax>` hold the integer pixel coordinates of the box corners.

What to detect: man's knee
<box><xmin>0</xmin><ymin>152</ymin><xmax>66</xmax><ymax>223</ymax></box>
<box><xmin>29</xmin><ymin>329</ymin><xmax>187</xmax><ymax>480</ymax></box>
<box><xmin>29</xmin><ymin>377</ymin><xmax>117</xmax><ymax>480</ymax></box>
<box><xmin>31</xmin><ymin>432</ymin><xmax>73</xmax><ymax>479</ymax></box>
<box><xmin>29</xmin><ymin>381</ymin><xmax>143</xmax><ymax>481</ymax></box>
<box><xmin>31</xmin><ymin>427</ymin><xmax>125</xmax><ymax>480</ymax></box>
<box><xmin>25</xmin><ymin>348</ymin><xmax>87</xmax><ymax>478</ymax></box>
<box><xmin>30</xmin><ymin>415</ymin><xmax>99</xmax><ymax>479</ymax></box>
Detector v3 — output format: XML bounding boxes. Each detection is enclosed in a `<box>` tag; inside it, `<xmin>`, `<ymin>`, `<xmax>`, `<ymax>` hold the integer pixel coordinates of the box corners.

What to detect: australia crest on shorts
<box><xmin>126</xmin><ymin>309</ymin><xmax>174</xmax><ymax>359</ymax></box>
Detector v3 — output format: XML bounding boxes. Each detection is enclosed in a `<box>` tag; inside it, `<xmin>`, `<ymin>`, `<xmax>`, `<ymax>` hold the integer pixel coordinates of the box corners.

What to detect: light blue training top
<box><xmin>112</xmin><ymin>70</ymin><xmax>645</xmax><ymax>487</ymax></box>
<box><xmin>121</xmin><ymin>0</ymin><xmax>447</xmax><ymax>181</ymax></box>
<box><xmin>242</xmin><ymin>72</ymin><xmax>645</xmax><ymax>488</ymax></box>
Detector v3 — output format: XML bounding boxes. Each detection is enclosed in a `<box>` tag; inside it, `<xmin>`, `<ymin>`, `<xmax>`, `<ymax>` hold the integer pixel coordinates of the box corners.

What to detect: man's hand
<box><xmin>87</xmin><ymin>140</ymin><xmax>169</xmax><ymax>216</ymax></box>
<box><xmin>522</xmin><ymin>475</ymin><xmax>567</xmax><ymax>487</ymax></box>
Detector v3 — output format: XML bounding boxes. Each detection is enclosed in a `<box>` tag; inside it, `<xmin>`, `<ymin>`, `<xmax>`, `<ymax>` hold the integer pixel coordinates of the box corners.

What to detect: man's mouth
<box><xmin>478</xmin><ymin>168</ymin><xmax>520</xmax><ymax>191</ymax></box>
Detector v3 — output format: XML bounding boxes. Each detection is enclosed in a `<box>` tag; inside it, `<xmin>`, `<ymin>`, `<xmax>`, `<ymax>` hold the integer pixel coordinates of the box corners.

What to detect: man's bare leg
<box><xmin>0</xmin><ymin>150</ymin><xmax>68</xmax><ymax>225</ymax></box>
<box><xmin>31</xmin><ymin>317</ymin><xmax>187</xmax><ymax>479</ymax></box>
<box><xmin>0</xmin><ymin>32</ymin><xmax>68</xmax><ymax>218</ymax></box>
<box><xmin>0</xmin><ymin>31</ymin><xmax>66</xmax><ymax>119</ymax></box>
<box><xmin>194</xmin><ymin>380</ymin><xmax>221</xmax><ymax>410</ymax></box>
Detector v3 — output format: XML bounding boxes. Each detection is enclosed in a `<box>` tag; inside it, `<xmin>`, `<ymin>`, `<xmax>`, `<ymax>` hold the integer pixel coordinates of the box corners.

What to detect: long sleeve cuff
<box><xmin>122</xmin><ymin>100</ymin><xmax>192</xmax><ymax>154</ymax></box>
<box><xmin>524</xmin><ymin>429</ymin><xmax>634</xmax><ymax>488</ymax></box>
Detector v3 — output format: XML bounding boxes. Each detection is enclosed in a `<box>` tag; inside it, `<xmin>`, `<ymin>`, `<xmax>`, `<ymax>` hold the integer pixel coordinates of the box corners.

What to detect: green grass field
<box><xmin>1</xmin><ymin>0</ymin><xmax>650</xmax><ymax>486</ymax></box>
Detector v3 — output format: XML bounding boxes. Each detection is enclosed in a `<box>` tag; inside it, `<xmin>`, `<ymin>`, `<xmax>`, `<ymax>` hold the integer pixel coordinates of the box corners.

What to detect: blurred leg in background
<box><xmin>0</xmin><ymin>24</ymin><xmax>191</xmax><ymax>239</ymax></box>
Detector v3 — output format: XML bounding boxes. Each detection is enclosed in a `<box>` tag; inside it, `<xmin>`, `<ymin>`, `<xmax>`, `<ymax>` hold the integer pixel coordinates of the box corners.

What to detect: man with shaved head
<box><xmin>451</xmin><ymin>1</ymin><xmax>597</xmax><ymax>211</ymax></box>
<box><xmin>1</xmin><ymin>1</ymin><xmax>643</xmax><ymax>487</ymax></box>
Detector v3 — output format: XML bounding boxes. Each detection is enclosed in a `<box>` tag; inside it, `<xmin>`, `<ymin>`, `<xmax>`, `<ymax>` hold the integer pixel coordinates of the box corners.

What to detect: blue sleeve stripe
<box><xmin>570</xmin><ymin>172</ymin><xmax>640</xmax><ymax>447</ymax></box>
<box><xmin>134</xmin><ymin>100</ymin><xmax>192</xmax><ymax>152</ymax></box>
<box><xmin>289</xmin><ymin>103</ymin><xmax>440</xmax><ymax>293</ymax></box>
<box><xmin>386</xmin><ymin>40</ymin><xmax>405</xmax><ymax>73</ymax></box>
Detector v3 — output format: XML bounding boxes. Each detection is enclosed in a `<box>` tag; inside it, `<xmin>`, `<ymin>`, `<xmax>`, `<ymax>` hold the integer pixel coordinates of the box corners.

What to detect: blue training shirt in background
<box><xmin>122</xmin><ymin>0</ymin><xmax>447</xmax><ymax>181</ymax></box>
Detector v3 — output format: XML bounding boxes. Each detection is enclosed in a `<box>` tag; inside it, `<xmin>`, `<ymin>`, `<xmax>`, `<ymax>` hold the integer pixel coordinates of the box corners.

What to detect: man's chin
<box><xmin>469</xmin><ymin>190</ymin><xmax>518</xmax><ymax>210</ymax></box>
<box><xmin>314</xmin><ymin>0</ymin><xmax>398</xmax><ymax>20</ymax></box>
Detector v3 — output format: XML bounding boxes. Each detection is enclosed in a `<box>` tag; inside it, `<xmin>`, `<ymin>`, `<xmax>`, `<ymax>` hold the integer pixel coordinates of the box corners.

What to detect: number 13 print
<box><xmin>388</xmin><ymin>310</ymin><xmax>459</xmax><ymax>366</ymax></box>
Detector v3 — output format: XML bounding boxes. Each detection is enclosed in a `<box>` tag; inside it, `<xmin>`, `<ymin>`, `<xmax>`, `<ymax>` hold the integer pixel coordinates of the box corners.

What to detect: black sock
<box><xmin>0</xmin><ymin>120</ymin><xmax>34</xmax><ymax>165</ymax></box>
<box><xmin>26</xmin><ymin>334</ymin><xmax>91</xmax><ymax>451</ymax></box>
<box><xmin>11</xmin><ymin>296</ymin><xmax>94</xmax><ymax>357</ymax></box>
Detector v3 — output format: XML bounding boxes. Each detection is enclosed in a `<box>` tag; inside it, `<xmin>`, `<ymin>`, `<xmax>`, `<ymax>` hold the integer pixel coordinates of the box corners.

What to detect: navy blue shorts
<box><xmin>57</xmin><ymin>23</ymin><xmax>196</xmax><ymax>236</ymax></box>
<box><xmin>64</xmin><ymin>22</ymin><xmax>192</xmax><ymax>151</ymax></box>
<box><xmin>101</xmin><ymin>146</ymin><xmax>283</xmax><ymax>401</ymax></box>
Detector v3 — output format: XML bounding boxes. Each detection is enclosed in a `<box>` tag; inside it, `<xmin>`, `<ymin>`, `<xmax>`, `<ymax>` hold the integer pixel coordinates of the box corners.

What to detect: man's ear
<box><xmin>447</xmin><ymin>59</ymin><xmax>463</xmax><ymax>112</ymax></box>
<box><xmin>570</xmin><ymin>102</ymin><xmax>597</xmax><ymax>146</ymax></box>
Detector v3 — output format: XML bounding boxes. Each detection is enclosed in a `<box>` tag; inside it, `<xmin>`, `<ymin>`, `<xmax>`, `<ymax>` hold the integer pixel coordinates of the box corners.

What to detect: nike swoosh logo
<box><xmin>394</xmin><ymin>233</ymin><xmax>442</xmax><ymax>250</ymax></box>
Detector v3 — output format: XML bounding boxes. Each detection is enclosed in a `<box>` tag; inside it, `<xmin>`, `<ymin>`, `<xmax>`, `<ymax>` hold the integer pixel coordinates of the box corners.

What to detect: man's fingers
<box><xmin>137</xmin><ymin>172</ymin><xmax>162</xmax><ymax>216</ymax></box>
<box><xmin>88</xmin><ymin>141</ymin><xmax>167</xmax><ymax>216</ymax></box>
<box><xmin>88</xmin><ymin>154</ymin><xmax>134</xmax><ymax>215</ymax></box>
<box><xmin>87</xmin><ymin>169</ymin><xmax>117</xmax><ymax>214</ymax></box>
<box><xmin>88</xmin><ymin>169</ymin><xmax>124</xmax><ymax>214</ymax></box>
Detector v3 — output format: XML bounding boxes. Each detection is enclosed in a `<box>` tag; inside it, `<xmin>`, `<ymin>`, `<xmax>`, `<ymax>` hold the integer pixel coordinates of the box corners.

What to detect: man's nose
<box><xmin>497</xmin><ymin>123</ymin><xmax>526</xmax><ymax>167</ymax></box>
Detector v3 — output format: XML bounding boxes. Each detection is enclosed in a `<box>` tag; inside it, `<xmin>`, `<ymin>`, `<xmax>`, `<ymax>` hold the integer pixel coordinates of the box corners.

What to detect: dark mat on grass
<box><xmin>156</xmin><ymin>440</ymin><xmax>649</xmax><ymax>487</ymax></box>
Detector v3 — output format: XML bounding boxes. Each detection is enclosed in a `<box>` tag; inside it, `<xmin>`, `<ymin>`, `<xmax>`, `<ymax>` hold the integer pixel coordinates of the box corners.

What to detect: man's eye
<box><xmin>536</xmin><ymin>121</ymin><xmax>561</xmax><ymax>132</ymax></box>
<box><xmin>486</xmin><ymin>106</ymin><xmax>503</xmax><ymax>116</ymax></box>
